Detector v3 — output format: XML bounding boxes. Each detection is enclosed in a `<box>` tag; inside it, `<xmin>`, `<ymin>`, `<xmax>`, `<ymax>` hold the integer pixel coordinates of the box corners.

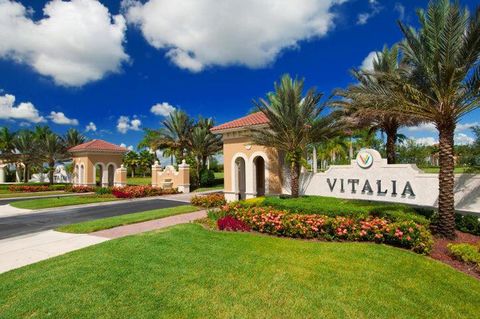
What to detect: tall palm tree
<box><xmin>41</xmin><ymin>132</ymin><xmax>65</xmax><ymax>185</ymax></box>
<box><xmin>251</xmin><ymin>74</ymin><xmax>342</xmax><ymax>197</ymax></box>
<box><xmin>335</xmin><ymin>45</ymin><xmax>419</xmax><ymax>164</ymax></box>
<box><xmin>62</xmin><ymin>128</ymin><xmax>86</xmax><ymax>149</ymax></box>
<box><xmin>139</xmin><ymin>110</ymin><xmax>194</xmax><ymax>162</ymax></box>
<box><xmin>189</xmin><ymin>117</ymin><xmax>222</xmax><ymax>184</ymax></box>
<box><xmin>356</xmin><ymin>0</ymin><xmax>480</xmax><ymax>238</ymax></box>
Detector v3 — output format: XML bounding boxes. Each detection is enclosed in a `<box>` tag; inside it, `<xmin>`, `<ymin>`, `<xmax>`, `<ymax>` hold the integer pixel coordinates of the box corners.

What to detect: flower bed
<box><xmin>65</xmin><ymin>185</ymin><xmax>95</xmax><ymax>193</ymax></box>
<box><xmin>217</xmin><ymin>205</ymin><xmax>433</xmax><ymax>254</ymax></box>
<box><xmin>191</xmin><ymin>193</ymin><xmax>226</xmax><ymax>208</ymax></box>
<box><xmin>111</xmin><ymin>186</ymin><xmax>178</xmax><ymax>198</ymax></box>
<box><xmin>8</xmin><ymin>185</ymin><xmax>51</xmax><ymax>192</ymax></box>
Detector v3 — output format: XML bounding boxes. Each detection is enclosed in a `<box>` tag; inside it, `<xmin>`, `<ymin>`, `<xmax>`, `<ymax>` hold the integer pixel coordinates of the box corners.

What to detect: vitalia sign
<box><xmin>294</xmin><ymin>149</ymin><xmax>480</xmax><ymax>213</ymax></box>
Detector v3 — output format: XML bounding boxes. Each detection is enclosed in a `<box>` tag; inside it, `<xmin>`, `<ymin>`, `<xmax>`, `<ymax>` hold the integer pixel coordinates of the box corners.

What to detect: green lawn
<box><xmin>1</xmin><ymin>224</ymin><xmax>479</xmax><ymax>318</ymax></box>
<box><xmin>0</xmin><ymin>191</ymin><xmax>66</xmax><ymax>199</ymax></box>
<box><xmin>56</xmin><ymin>205</ymin><xmax>199</xmax><ymax>233</ymax></box>
<box><xmin>420</xmin><ymin>166</ymin><xmax>480</xmax><ymax>174</ymax></box>
<box><xmin>11</xmin><ymin>195</ymin><xmax>120</xmax><ymax>210</ymax></box>
<box><xmin>127</xmin><ymin>176</ymin><xmax>151</xmax><ymax>185</ymax></box>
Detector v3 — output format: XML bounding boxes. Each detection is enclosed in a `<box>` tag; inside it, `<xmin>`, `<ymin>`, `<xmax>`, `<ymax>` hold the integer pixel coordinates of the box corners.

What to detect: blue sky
<box><xmin>0</xmin><ymin>0</ymin><xmax>479</xmax><ymax>150</ymax></box>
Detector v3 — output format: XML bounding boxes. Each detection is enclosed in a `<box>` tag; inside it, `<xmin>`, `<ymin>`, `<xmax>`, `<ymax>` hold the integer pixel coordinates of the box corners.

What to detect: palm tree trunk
<box><xmin>385</xmin><ymin>125</ymin><xmax>398</xmax><ymax>164</ymax></box>
<box><xmin>437</xmin><ymin>124</ymin><xmax>456</xmax><ymax>239</ymax></box>
<box><xmin>49</xmin><ymin>160</ymin><xmax>55</xmax><ymax>185</ymax></box>
<box><xmin>290</xmin><ymin>160</ymin><xmax>300</xmax><ymax>197</ymax></box>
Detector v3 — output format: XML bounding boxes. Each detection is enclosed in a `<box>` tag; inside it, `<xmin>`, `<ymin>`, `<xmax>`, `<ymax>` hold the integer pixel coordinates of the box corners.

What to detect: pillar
<box><xmin>114</xmin><ymin>164</ymin><xmax>127</xmax><ymax>187</ymax></box>
<box><xmin>0</xmin><ymin>164</ymin><xmax>6</xmax><ymax>183</ymax></box>
<box><xmin>177</xmin><ymin>160</ymin><xmax>190</xmax><ymax>193</ymax></box>
<box><xmin>312</xmin><ymin>146</ymin><xmax>317</xmax><ymax>173</ymax></box>
<box><xmin>151</xmin><ymin>161</ymin><xmax>161</xmax><ymax>188</ymax></box>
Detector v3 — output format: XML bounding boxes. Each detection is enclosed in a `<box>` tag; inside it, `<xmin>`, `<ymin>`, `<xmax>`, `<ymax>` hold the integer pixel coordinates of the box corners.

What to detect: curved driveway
<box><xmin>0</xmin><ymin>198</ymin><xmax>187</xmax><ymax>240</ymax></box>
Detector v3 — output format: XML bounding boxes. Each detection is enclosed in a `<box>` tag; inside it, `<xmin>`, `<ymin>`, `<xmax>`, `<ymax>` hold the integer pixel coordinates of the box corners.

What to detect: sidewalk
<box><xmin>0</xmin><ymin>210</ymin><xmax>207</xmax><ymax>274</ymax></box>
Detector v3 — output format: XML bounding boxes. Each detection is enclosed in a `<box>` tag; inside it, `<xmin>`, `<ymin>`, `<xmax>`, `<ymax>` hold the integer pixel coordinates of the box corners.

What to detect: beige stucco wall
<box><xmin>152</xmin><ymin>160</ymin><xmax>190</xmax><ymax>193</ymax></box>
<box><xmin>223</xmin><ymin>134</ymin><xmax>283</xmax><ymax>200</ymax></box>
<box><xmin>72</xmin><ymin>153</ymin><xmax>123</xmax><ymax>186</ymax></box>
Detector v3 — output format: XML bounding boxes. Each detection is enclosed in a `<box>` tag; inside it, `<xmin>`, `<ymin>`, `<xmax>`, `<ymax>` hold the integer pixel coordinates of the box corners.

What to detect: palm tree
<box><xmin>41</xmin><ymin>132</ymin><xmax>65</xmax><ymax>185</ymax></box>
<box><xmin>251</xmin><ymin>74</ymin><xmax>342</xmax><ymax>197</ymax></box>
<box><xmin>139</xmin><ymin>110</ymin><xmax>194</xmax><ymax>162</ymax></box>
<box><xmin>335</xmin><ymin>45</ymin><xmax>419</xmax><ymax>164</ymax></box>
<box><xmin>138</xmin><ymin>149</ymin><xmax>155</xmax><ymax>177</ymax></box>
<box><xmin>356</xmin><ymin>0</ymin><xmax>480</xmax><ymax>238</ymax></box>
<box><xmin>189</xmin><ymin>117</ymin><xmax>222</xmax><ymax>184</ymax></box>
<box><xmin>62</xmin><ymin>128</ymin><xmax>86</xmax><ymax>149</ymax></box>
<box><xmin>0</xmin><ymin>127</ymin><xmax>17</xmax><ymax>161</ymax></box>
<box><xmin>123</xmin><ymin>151</ymin><xmax>140</xmax><ymax>178</ymax></box>
<box><xmin>13</xmin><ymin>130</ymin><xmax>38</xmax><ymax>182</ymax></box>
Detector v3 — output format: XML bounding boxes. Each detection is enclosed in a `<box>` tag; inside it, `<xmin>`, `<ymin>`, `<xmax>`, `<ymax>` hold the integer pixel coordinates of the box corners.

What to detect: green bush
<box><xmin>200</xmin><ymin>169</ymin><xmax>216</xmax><ymax>187</ymax></box>
<box><xmin>261</xmin><ymin>196</ymin><xmax>430</xmax><ymax>226</ymax></box>
<box><xmin>95</xmin><ymin>187</ymin><xmax>112</xmax><ymax>195</ymax></box>
<box><xmin>455</xmin><ymin>214</ymin><xmax>480</xmax><ymax>235</ymax></box>
<box><xmin>447</xmin><ymin>243</ymin><xmax>480</xmax><ymax>269</ymax></box>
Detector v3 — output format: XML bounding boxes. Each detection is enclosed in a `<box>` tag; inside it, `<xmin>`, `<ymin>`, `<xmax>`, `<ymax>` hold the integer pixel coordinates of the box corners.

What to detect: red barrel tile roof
<box><xmin>68</xmin><ymin>139</ymin><xmax>128</xmax><ymax>153</ymax></box>
<box><xmin>211</xmin><ymin>112</ymin><xmax>269</xmax><ymax>132</ymax></box>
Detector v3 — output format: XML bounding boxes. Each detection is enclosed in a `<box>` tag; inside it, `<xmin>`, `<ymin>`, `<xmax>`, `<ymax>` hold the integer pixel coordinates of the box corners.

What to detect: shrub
<box><xmin>455</xmin><ymin>214</ymin><xmax>480</xmax><ymax>235</ymax></box>
<box><xmin>219</xmin><ymin>205</ymin><xmax>433</xmax><ymax>254</ymax></box>
<box><xmin>217</xmin><ymin>216</ymin><xmax>250</xmax><ymax>232</ymax></box>
<box><xmin>111</xmin><ymin>185</ymin><xmax>178</xmax><ymax>198</ymax></box>
<box><xmin>200</xmin><ymin>169</ymin><xmax>216</xmax><ymax>186</ymax></box>
<box><xmin>191</xmin><ymin>193</ymin><xmax>226</xmax><ymax>208</ymax></box>
<box><xmin>66</xmin><ymin>185</ymin><xmax>95</xmax><ymax>193</ymax></box>
<box><xmin>448</xmin><ymin>243</ymin><xmax>480</xmax><ymax>270</ymax></box>
<box><xmin>261</xmin><ymin>196</ymin><xmax>430</xmax><ymax>226</ymax></box>
<box><xmin>8</xmin><ymin>185</ymin><xmax>50</xmax><ymax>192</ymax></box>
<box><xmin>95</xmin><ymin>187</ymin><xmax>112</xmax><ymax>195</ymax></box>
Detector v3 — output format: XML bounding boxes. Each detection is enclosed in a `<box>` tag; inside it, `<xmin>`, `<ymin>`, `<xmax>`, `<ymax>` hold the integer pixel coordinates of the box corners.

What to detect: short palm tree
<box><xmin>123</xmin><ymin>151</ymin><xmax>140</xmax><ymax>177</ymax></box>
<box><xmin>356</xmin><ymin>0</ymin><xmax>480</xmax><ymax>238</ymax></box>
<box><xmin>0</xmin><ymin>127</ymin><xmax>16</xmax><ymax>161</ymax></box>
<box><xmin>138</xmin><ymin>149</ymin><xmax>155</xmax><ymax>177</ymax></box>
<box><xmin>13</xmin><ymin>130</ymin><xmax>38</xmax><ymax>182</ymax></box>
<box><xmin>251</xmin><ymin>74</ymin><xmax>342</xmax><ymax>197</ymax></box>
<box><xmin>335</xmin><ymin>45</ymin><xmax>419</xmax><ymax>164</ymax></box>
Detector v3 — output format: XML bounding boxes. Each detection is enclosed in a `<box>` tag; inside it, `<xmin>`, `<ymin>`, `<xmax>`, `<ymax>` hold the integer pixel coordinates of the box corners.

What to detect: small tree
<box><xmin>251</xmin><ymin>74</ymin><xmax>341</xmax><ymax>197</ymax></box>
<box><xmin>123</xmin><ymin>151</ymin><xmax>139</xmax><ymax>178</ymax></box>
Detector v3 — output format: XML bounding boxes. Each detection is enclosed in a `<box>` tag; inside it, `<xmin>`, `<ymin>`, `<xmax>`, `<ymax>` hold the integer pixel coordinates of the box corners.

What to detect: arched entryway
<box><xmin>235</xmin><ymin>157</ymin><xmax>246</xmax><ymax>200</ymax></box>
<box><xmin>253</xmin><ymin>156</ymin><xmax>265</xmax><ymax>196</ymax></box>
<box><xmin>107</xmin><ymin>164</ymin><xmax>115</xmax><ymax>187</ymax></box>
<box><xmin>95</xmin><ymin>164</ymin><xmax>103</xmax><ymax>186</ymax></box>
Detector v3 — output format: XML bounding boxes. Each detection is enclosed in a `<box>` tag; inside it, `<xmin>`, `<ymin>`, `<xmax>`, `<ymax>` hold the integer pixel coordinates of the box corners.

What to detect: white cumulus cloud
<box><xmin>360</xmin><ymin>51</ymin><xmax>379</xmax><ymax>71</ymax></box>
<box><xmin>123</xmin><ymin>0</ymin><xmax>346</xmax><ymax>72</ymax></box>
<box><xmin>411</xmin><ymin>137</ymin><xmax>437</xmax><ymax>146</ymax></box>
<box><xmin>0</xmin><ymin>94</ymin><xmax>45</xmax><ymax>123</ymax></box>
<box><xmin>85</xmin><ymin>121</ymin><xmax>97</xmax><ymax>132</ymax></box>
<box><xmin>455</xmin><ymin>133</ymin><xmax>475</xmax><ymax>145</ymax></box>
<box><xmin>48</xmin><ymin>111</ymin><xmax>78</xmax><ymax>125</ymax></box>
<box><xmin>357</xmin><ymin>0</ymin><xmax>381</xmax><ymax>25</ymax></box>
<box><xmin>120</xmin><ymin>143</ymin><xmax>134</xmax><ymax>151</ymax></box>
<box><xmin>150</xmin><ymin>102</ymin><xmax>175</xmax><ymax>116</ymax></box>
<box><xmin>0</xmin><ymin>0</ymin><xmax>129</xmax><ymax>87</ymax></box>
<box><xmin>117</xmin><ymin>116</ymin><xmax>141</xmax><ymax>134</ymax></box>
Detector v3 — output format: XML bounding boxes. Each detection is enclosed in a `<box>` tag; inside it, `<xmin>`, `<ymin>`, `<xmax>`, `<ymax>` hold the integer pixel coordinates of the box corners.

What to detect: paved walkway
<box><xmin>92</xmin><ymin>210</ymin><xmax>207</xmax><ymax>238</ymax></box>
<box><xmin>0</xmin><ymin>210</ymin><xmax>206</xmax><ymax>274</ymax></box>
<box><xmin>0</xmin><ymin>230</ymin><xmax>108</xmax><ymax>274</ymax></box>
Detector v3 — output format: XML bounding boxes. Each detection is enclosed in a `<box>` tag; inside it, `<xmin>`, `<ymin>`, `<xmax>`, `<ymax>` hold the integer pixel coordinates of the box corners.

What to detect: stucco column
<box><xmin>151</xmin><ymin>161</ymin><xmax>161</xmax><ymax>188</ymax></box>
<box><xmin>114</xmin><ymin>165</ymin><xmax>127</xmax><ymax>187</ymax></box>
<box><xmin>177</xmin><ymin>160</ymin><xmax>190</xmax><ymax>193</ymax></box>
<box><xmin>0</xmin><ymin>164</ymin><xmax>6</xmax><ymax>183</ymax></box>
<box><xmin>102</xmin><ymin>166</ymin><xmax>109</xmax><ymax>187</ymax></box>
<box><xmin>312</xmin><ymin>146</ymin><xmax>317</xmax><ymax>173</ymax></box>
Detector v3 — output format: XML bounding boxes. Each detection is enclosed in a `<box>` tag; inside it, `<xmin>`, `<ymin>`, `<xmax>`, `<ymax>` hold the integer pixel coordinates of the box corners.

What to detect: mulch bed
<box><xmin>430</xmin><ymin>231</ymin><xmax>480</xmax><ymax>280</ymax></box>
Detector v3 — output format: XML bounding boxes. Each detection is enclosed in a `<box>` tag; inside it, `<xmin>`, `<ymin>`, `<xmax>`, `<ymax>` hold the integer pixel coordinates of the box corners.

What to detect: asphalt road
<box><xmin>0</xmin><ymin>198</ymin><xmax>188</xmax><ymax>240</ymax></box>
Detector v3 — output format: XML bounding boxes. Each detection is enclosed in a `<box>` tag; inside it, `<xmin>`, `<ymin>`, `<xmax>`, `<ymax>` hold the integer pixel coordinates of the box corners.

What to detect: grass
<box><xmin>259</xmin><ymin>196</ymin><xmax>432</xmax><ymax>225</ymax></box>
<box><xmin>0</xmin><ymin>191</ymin><xmax>66</xmax><ymax>199</ymax></box>
<box><xmin>1</xmin><ymin>224</ymin><xmax>479</xmax><ymax>318</ymax></box>
<box><xmin>56</xmin><ymin>205</ymin><xmax>199</xmax><ymax>233</ymax></box>
<box><xmin>127</xmin><ymin>176</ymin><xmax>151</xmax><ymax>185</ymax></box>
<box><xmin>10</xmin><ymin>195</ymin><xmax>120</xmax><ymax>210</ymax></box>
<box><xmin>420</xmin><ymin>166</ymin><xmax>480</xmax><ymax>174</ymax></box>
